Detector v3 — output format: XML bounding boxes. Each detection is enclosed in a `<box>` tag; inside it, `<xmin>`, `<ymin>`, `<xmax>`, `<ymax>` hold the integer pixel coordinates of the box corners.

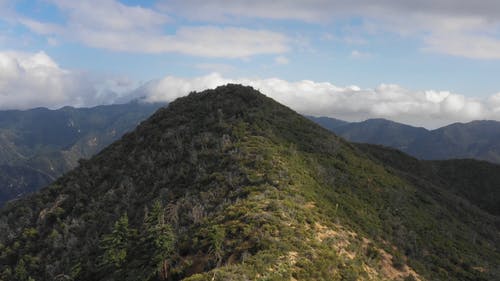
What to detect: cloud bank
<box><xmin>1</xmin><ymin>51</ymin><xmax>499</xmax><ymax>128</ymax></box>
<box><xmin>0</xmin><ymin>51</ymin><xmax>135</xmax><ymax>109</ymax></box>
<box><xmin>135</xmin><ymin>73</ymin><xmax>500</xmax><ymax>128</ymax></box>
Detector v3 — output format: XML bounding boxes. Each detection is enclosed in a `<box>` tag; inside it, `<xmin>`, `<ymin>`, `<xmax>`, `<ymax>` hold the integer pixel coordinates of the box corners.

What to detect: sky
<box><xmin>0</xmin><ymin>0</ymin><xmax>500</xmax><ymax>128</ymax></box>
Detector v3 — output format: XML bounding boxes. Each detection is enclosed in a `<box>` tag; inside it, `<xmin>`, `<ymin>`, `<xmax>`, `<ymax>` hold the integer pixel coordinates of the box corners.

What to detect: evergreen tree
<box><xmin>142</xmin><ymin>201</ymin><xmax>176</xmax><ymax>280</ymax></box>
<box><xmin>100</xmin><ymin>214</ymin><xmax>135</xmax><ymax>269</ymax></box>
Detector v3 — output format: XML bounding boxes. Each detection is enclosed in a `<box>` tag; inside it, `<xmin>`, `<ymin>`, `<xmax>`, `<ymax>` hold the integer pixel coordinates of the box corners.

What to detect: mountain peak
<box><xmin>165</xmin><ymin>84</ymin><xmax>277</xmax><ymax>119</ymax></box>
<box><xmin>1</xmin><ymin>86</ymin><xmax>498</xmax><ymax>281</ymax></box>
<box><xmin>173</xmin><ymin>84</ymin><xmax>267</xmax><ymax>106</ymax></box>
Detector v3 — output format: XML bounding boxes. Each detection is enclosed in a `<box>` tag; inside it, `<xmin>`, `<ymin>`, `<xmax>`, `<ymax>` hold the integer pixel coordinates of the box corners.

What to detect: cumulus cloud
<box><xmin>18</xmin><ymin>0</ymin><xmax>288</xmax><ymax>58</ymax></box>
<box><xmin>134</xmin><ymin>73</ymin><xmax>500</xmax><ymax>128</ymax></box>
<box><xmin>1</xmin><ymin>51</ymin><xmax>498</xmax><ymax>128</ymax></box>
<box><xmin>0</xmin><ymin>51</ymin><xmax>135</xmax><ymax>110</ymax></box>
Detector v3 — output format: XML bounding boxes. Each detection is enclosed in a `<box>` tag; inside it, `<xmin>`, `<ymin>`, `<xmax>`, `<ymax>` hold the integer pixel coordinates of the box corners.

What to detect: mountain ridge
<box><xmin>0</xmin><ymin>85</ymin><xmax>498</xmax><ymax>281</ymax></box>
<box><xmin>0</xmin><ymin>101</ymin><xmax>164</xmax><ymax>206</ymax></box>
<box><xmin>309</xmin><ymin>116</ymin><xmax>500</xmax><ymax>164</ymax></box>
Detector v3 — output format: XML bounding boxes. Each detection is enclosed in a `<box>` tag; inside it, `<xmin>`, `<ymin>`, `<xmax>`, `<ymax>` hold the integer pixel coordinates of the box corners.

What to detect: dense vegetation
<box><xmin>309</xmin><ymin>116</ymin><xmax>500</xmax><ymax>164</ymax></box>
<box><xmin>0</xmin><ymin>85</ymin><xmax>498</xmax><ymax>281</ymax></box>
<box><xmin>428</xmin><ymin>159</ymin><xmax>500</xmax><ymax>215</ymax></box>
<box><xmin>356</xmin><ymin>144</ymin><xmax>500</xmax><ymax>216</ymax></box>
<box><xmin>0</xmin><ymin>102</ymin><xmax>163</xmax><ymax>206</ymax></box>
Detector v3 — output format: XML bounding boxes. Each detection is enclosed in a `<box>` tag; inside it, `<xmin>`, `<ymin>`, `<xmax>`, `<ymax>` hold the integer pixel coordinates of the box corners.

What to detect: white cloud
<box><xmin>489</xmin><ymin>93</ymin><xmax>500</xmax><ymax>114</ymax></box>
<box><xmin>50</xmin><ymin>0</ymin><xmax>169</xmax><ymax>31</ymax></box>
<box><xmin>160</xmin><ymin>0</ymin><xmax>500</xmax><ymax>24</ymax></box>
<box><xmin>157</xmin><ymin>0</ymin><xmax>334</xmax><ymax>22</ymax></box>
<box><xmin>18</xmin><ymin>0</ymin><xmax>288</xmax><ymax>58</ymax></box>
<box><xmin>135</xmin><ymin>73</ymin><xmax>500</xmax><ymax>128</ymax></box>
<box><xmin>195</xmin><ymin>63</ymin><xmax>235</xmax><ymax>74</ymax></box>
<box><xmin>0</xmin><ymin>51</ymin><xmax>135</xmax><ymax>110</ymax></box>
<box><xmin>159</xmin><ymin>0</ymin><xmax>500</xmax><ymax>60</ymax></box>
<box><xmin>423</xmin><ymin>31</ymin><xmax>500</xmax><ymax>59</ymax></box>
<box><xmin>274</xmin><ymin>56</ymin><xmax>289</xmax><ymax>65</ymax></box>
<box><xmin>18</xmin><ymin>18</ymin><xmax>65</xmax><ymax>35</ymax></box>
<box><xmin>350</xmin><ymin>50</ymin><xmax>371</xmax><ymax>59</ymax></box>
<box><xmin>9</xmin><ymin>0</ymin><xmax>500</xmax><ymax>59</ymax></box>
<box><xmin>164</xmin><ymin>27</ymin><xmax>288</xmax><ymax>58</ymax></box>
<box><xmin>131</xmin><ymin>73</ymin><xmax>227</xmax><ymax>103</ymax></box>
<box><xmin>1</xmin><ymin>51</ymin><xmax>498</xmax><ymax>128</ymax></box>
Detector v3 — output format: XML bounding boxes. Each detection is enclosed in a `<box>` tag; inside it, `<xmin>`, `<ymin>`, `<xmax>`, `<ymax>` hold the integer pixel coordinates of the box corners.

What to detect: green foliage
<box><xmin>100</xmin><ymin>214</ymin><xmax>134</xmax><ymax>268</ymax></box>
<box><xmin>356</xmin><ymin>143</ymin><xmax>500</xmax><ymax>216</ymax></box>
<box><xmin>14</xmin><ymin>259</ymin><xmax>28</xmax><ymax>281</ymax></box>
<box><xmin>0</xmin><ymin>85</ymin><xmax>498</xmax><ymax>281</ymax></box>
<box><xmin>392</xmin><ymin>252</ymin><xmax>405</xmax><ymax>271</ymax></box>
<box><xmin>208</xmin><ymin>225</ymin><xmax>225</xmax><ymax>266</ymax></box>
<box><xmin>0</xmin><ymin>102</ymin><xmax>164</xmax><ymax>207</ymax></box>
<box><xmin>142</xmin><ymin>201</ymin><xmax>176</xmax><ymax>279</ymax></box>
<box><xmin>365</xmin><ymin>242</ymin><xmax>380</xmax><ymax>261</ymax></box>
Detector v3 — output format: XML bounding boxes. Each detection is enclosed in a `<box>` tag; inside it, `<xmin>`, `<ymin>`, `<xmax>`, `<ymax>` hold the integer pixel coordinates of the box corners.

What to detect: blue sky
<box><xmin>1</xmin><ymin>0</ymin><xmax>500</xmax><ymax>127</ymax></box>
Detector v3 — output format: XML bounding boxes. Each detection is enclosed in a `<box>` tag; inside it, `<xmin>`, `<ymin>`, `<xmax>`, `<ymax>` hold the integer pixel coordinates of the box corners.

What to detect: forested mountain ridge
<box><xmin>0</xmin><ymin>102</ymin><xmax>163</xmax><ymax>206</ymax></box>
<box><xmin>356</xmin><ymin>143</ymin><xmax>500</xmax><ymax>216</ymax></box>
<box><xmin>309</xmin><ymin>116</ymin><xmax>500</xmax><ymax>164</ymax></box>
<box><xmin>0</xmin><ymin>85</ymin><xmax>498</xmax><ymax>281</ymax></box>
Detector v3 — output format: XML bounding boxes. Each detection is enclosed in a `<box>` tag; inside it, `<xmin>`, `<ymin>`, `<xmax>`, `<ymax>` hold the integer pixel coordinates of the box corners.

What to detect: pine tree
<box><xmin>100</xmin><ymin>214</ymin><xmax>135</xmax><ymax>269</ymax></box>
<box><xmin>142</xmin><ymin>200</ymin><xmax>176</xmax><ymax>280</ymax></box>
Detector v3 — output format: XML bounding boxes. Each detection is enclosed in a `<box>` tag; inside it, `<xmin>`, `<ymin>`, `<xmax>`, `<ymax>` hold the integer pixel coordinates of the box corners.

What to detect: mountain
<box><xmin>305</xmin><ymin>116</ymin><xmax>349</xmax><ymax>131</ymax></box>
<box><xmin>411</xmin><ymin>120</ymin><xmax>500</xmax><ymax>163</ymax></box>
<box><xmin>356</xmin><ymin>143</ymin><xmax>500</xmax><ymax>216</ymax></box>
<box><xmin>0</xmin><ymin>102</ymin><xmax>164</xmax><ymax>206</ymax></box>
<box><xmin>0</xmin><ymin>85</ymin><xmax>498</xmax><ymax>281</ymax></box>
<box><xmin>426</xmin><ymin>159</ymin><xmax>500</xmax><ymax>216</ymax></box>
<box><xmin>309</xmin><ymin>116</ymin><xmax>500</xmax><ymax>164</ymax></box>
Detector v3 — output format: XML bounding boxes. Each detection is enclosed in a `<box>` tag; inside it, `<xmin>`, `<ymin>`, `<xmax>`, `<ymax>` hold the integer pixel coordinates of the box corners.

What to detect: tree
<box><xmin>209</xmin><ymin>225</ymin><xmax>225</xmax><ymax>267</ymax></box>
<box><xmin>100</xmin><ymin>214</ymin><xmax>135</xmax><ymax>269</ymax></box>
<box><xmin>142</xmin><ymin>200</ymin><xmax>176</xmax><ymax>280</ymax></box>
<box><xmin>14</xmin><ymin>259</ymin><xmax>28</xmax><ymax>281</ymax></box>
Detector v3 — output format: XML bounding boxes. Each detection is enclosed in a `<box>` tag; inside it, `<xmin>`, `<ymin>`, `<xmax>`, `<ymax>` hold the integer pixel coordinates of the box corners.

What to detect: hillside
<box><xmin>309</xmin><ymin>116</ymin><xmax>500</xmax><ymax>164</ymax></box>
<box><xmin>0</xmin><ymin>102</ymin><xmax>163</xmax><ymax>206</ymax></box>
<box><xmin>356</xmin><ymin>143</ymin><xmax>500</xmax><ymax>216</ymax></box>
<box><xmin>0</xmin><ymin>85</ymin><xmax>498</xmax><ymax>281</ymax></box>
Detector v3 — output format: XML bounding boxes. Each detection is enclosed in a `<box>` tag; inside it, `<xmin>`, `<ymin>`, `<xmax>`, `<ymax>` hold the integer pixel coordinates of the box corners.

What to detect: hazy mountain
<box><xmin>309</xmin><ymin>116</ymin><xmax>500</xmax><ymax>164</ymax></box>
<box><xmin>0</xmin><ymin>85</ymin><xmax>498</xmax><ymax>281</ymax></box>
<box><xmin>0</xmin><ymin>102</ymin><xmax>164</xmax><ymax>206</ymax></box>
<box><xmin>305</xmin><ymin>116</ymin><xmax>349</xmax><ymax>131</ymax></box>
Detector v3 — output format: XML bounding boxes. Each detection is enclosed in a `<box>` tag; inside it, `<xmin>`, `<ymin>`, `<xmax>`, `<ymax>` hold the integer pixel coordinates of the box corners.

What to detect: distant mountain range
<box><xmin>1</xmin><ymin>85</ymin><xmax>498</xmax><ymax>280</ymax></box>
<box><xmin>309</xmin><ymin>116</ymin><xmax>500</xmax><ymax>164</ymax></box>
<box><xmin>0</xmin><ymin>102</ymin><xmax>164</xmax><ymax>206</ymax></box>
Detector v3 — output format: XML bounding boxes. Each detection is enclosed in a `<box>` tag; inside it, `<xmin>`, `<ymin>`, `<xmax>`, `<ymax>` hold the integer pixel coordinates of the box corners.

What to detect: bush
<box><xmin>392</xmin><ymin>252</ymin><xmax>405</xmax><ymax>271</ymax></box>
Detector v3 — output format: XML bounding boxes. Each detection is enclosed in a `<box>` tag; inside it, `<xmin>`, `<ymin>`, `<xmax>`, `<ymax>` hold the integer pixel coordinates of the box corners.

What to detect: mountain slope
<box><xmin>427</xmin><ymin>159</ymin><xmax>500</xmax><ymax>216</ymax></box>
<box><xmin>411</xmin><ymin>120</ymin><xmax>500</xmax><ymax>163</ymax></box>
<box><xmin>356</xmin><ymin>143</ymin><xmax>500</xmax><ymax>216</ymax></box>
<box><xmin>305</xmin><ymin>116</ymin><xmax>349</xmax><ymax>131</ymax></box>
<box><xmin>309</xmin><ymin>116</ymin><xmax>500</xmax><ymax>164</ymax></box>
<box><xmin>0</xmin><ymin>85</ymin><xmax>498</xmax><ymax>281</ymax></box>
<box><xmin>0</xmin><ymin>102</ymin><xmax>163</xmax><ymax>206</ymax></box>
